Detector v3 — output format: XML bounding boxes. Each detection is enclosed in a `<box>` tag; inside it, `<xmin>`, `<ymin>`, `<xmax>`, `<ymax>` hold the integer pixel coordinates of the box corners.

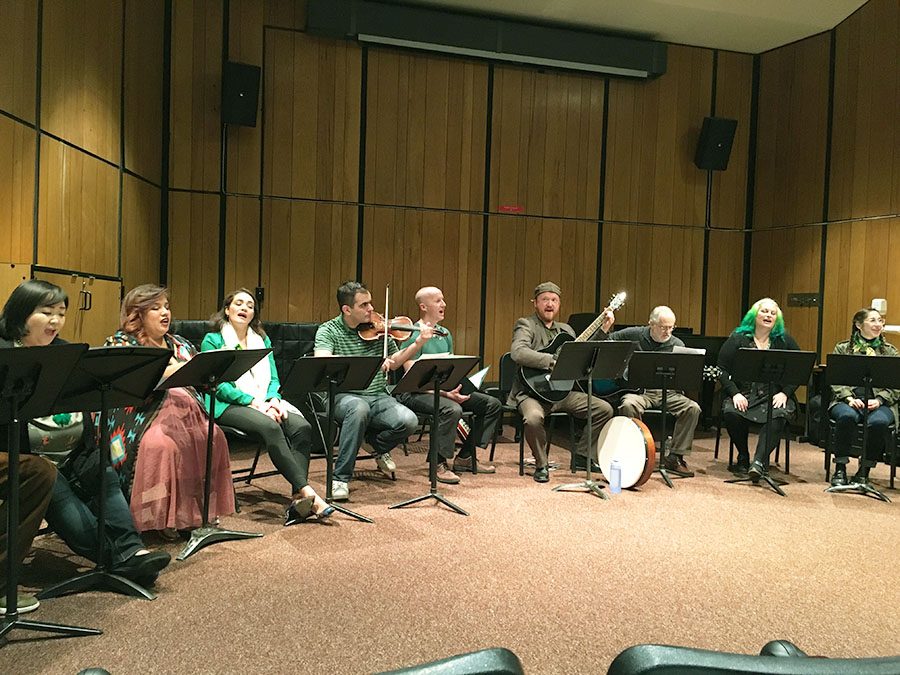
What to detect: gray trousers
<box><xmin>518</xmin><ymin>392</ymin><xmax>613</xmax><ymax>468</ymax></box>
<box><xmin>618</xmin><ymin>390</ymin><xmax>700</xmax><ymax>455</ymax></box>
<box><xmin>401</xmin><ymin>391</ymin><xmax>502</xmax><ymax>460</ymax></box>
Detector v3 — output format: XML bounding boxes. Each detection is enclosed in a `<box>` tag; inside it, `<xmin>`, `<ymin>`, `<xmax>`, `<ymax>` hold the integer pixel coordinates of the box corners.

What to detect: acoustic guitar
<box><xmin>518</xmin><ymin>292</ymin><xmax>627</xmax><ymax>404</ymax></box>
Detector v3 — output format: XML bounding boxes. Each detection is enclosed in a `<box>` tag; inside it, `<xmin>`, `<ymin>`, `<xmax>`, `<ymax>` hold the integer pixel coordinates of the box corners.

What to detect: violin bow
<box><xmin>383</xmin><ymin>284</ymin><xmax>390</xmax><ymax>361</ymax></box>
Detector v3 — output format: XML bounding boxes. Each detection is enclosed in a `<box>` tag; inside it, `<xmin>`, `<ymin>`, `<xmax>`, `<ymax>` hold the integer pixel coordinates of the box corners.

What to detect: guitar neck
<box><xmin>574</xmin><ymin>312</ymin><xmax>608</xmax><ymax>343</ymax></box>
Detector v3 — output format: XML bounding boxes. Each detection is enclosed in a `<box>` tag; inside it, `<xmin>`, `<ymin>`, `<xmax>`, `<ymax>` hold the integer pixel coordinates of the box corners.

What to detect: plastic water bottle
<box><xmin>609</xmin><ymin>458</ymin><xmax>622</xmax><ymax>494</ymax></box>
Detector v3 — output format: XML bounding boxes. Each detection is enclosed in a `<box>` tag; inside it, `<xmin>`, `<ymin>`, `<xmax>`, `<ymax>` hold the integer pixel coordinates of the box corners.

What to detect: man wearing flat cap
<box><xmin>509</xmin><ymin>282</ymin><xmax>616</xmax><ymax>482</ymax></box>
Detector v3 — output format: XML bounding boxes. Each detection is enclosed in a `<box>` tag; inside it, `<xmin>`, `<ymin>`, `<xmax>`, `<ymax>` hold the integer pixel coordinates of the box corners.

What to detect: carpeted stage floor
<box><xmin>3</xmin><ymin>429</ymin><xmax>899</xmax><ymax>674</ymax></box>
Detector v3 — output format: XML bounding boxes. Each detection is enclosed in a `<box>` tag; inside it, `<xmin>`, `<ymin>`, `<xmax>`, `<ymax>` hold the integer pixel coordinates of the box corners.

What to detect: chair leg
<box><xmin>518</xmin><ymin>420</ymin><xmax>525</xmax><ymax>476</ymax></box>
<box><xmin>246</xmin><ymin>445</ymin><xmax>263</xmax><ymax>485</ymax></box>
<box><xmin>714</xmin><ymin>421</ymin><xmax>722</xmax><ymax>460</ymax></box>
<box><xmin>775</xmin><ymin>442</ymin><xmax>781</xmax><ymax>465</ymax></box>
<box><xmin>784</xmin><ymin>437</ymin><xmax>790</xmax><ymax>474</ymax></box>
<box><xmin>728</xmin><ymin>439</ymin><xmax>734</xmax><ymax>469</ymax></box>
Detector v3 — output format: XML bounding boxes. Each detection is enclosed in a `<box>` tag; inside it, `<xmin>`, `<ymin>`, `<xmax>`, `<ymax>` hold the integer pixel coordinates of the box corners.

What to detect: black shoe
<box><xmin>731</xmin><ymin>452</ymin><xmax>750</xmax><ymax>475</ymax></box>
<box><xmin>533</xmin><ymin>467</ymin><xmax>550</xmax><ymax>483</ymax></box>
<box><xmin>112</xmin><ymin>550</ymin><xmax>171</xmax><ymax>582</ymax></box>
<box><xmin>284</xmin><ymin>496</ymin><xmax>315</xmax><ymax>526</ymax></box>
<box><xmin>830</xmin><ymin>465</ymin><xmax>848</xmax><ymax>487</ymax></box>
<box><xmin>747</xmin><ymin>460</ymin><xmax>767</xmax><ymax>479</ymax></box>
<box><xmin>571</xmin><ymin>455</ymin><xmax>602</xmax><ymax>473</ymax></box>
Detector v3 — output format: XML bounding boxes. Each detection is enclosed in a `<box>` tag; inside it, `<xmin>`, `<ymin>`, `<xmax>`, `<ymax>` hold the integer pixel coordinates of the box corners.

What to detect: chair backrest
<box><xmin>607</xmin><ymin>644</ymin><xmax>900</xmax><ymax>675</ymax></box>
<box><xmin>567</xmin><ymin>312</ymin><xmax>599</xmax><ymax>337</ymax></box>
<box><xmin>498</xmin><ymin>352</ymin><xmax>517</xmax><ymax>399</ymax></box>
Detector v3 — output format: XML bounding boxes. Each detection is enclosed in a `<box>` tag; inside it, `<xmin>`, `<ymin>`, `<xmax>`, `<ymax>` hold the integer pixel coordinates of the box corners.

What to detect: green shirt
<box><xmin>400</xmin><ymin>323</ymin><xmax>453</xmax><ymax>359</ymax></box>
<box><xmin>314</xmin><ymin>315</ymin><xmax>399</xmax><ymax>396</ymax></box>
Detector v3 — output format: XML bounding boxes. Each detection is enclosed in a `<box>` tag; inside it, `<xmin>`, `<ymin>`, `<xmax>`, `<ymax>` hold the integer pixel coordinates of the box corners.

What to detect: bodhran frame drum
<box><xmin>596</xmin><ymin>417</ymin><xmax>657</xmax><ymax>488</ymax></box>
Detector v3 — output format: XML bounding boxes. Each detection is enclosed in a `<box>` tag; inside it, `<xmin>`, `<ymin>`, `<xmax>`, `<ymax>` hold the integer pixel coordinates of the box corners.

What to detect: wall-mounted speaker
<box><xmin>222</xmin><ymin>61</ymin><xmax>260</xmax><ymax>127</ymax></box>
<box><xmin>694</xmin><ymin>116</ymin><xmax>737</xmax><ymax>171</ymax></box>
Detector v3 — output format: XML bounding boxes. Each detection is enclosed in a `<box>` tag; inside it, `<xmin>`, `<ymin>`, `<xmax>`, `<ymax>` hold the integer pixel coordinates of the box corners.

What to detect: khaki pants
<box><xmin>518</xmin><ymin>391</ymin><xmax>613</xmax><ymax>468</ymax></box>
<box><xmin>618</xmin><ymin>390</ymin><xmax>700</xmax><ymax>455</ymax></box>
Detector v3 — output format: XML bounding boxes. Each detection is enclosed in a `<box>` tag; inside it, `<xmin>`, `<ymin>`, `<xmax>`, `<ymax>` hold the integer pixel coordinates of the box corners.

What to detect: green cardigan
<box><xmin>200</xmin><ymin>331</ymin><xmax>281</xmax><ymax>419</ymax></box>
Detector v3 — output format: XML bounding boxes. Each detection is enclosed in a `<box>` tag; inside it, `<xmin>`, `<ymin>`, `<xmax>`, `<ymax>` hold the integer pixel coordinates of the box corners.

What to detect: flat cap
<box><xmin>533</xmin><ymin>281</ymin><xmax>562</xmax><ymax>298</ymax></box>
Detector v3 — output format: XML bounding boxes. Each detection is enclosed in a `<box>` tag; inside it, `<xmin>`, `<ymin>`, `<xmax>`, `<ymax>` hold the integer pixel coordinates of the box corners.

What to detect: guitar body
<box><xmin>518</xmin><ymin>333</ymin><xmax>575</xmax><ymax>403</ymax></box>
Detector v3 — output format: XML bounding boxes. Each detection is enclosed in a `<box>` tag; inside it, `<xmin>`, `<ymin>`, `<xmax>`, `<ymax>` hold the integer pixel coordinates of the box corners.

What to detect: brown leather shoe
<box><xmin>452</xmin><ymin>455</ymin><xmax>496</xmax><ymax>474</ymax></box>
<box><xmin>436</xmin><ymin>462</ymin><xmax>461</xmax><ymax>484</ymax></box>
<box><xmin>663</xmin><ymin>454</ymin><xmax>695</xmax><ymax>477</ymax></box>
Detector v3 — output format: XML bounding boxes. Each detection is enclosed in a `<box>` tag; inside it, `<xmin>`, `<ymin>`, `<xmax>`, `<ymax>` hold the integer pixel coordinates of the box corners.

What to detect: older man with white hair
<box><xmin>608</xmin><ymin>306</ymin><xmax>701</xmax><ymax>477</ymax></box>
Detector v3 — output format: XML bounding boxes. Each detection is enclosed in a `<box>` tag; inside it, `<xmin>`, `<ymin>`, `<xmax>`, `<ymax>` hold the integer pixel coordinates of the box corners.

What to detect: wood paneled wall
<box><xmin>750</xmin><ymin>32</ymin><xmax>831</xmax><ymax>353</ymax></box>
<box><xmin>0</xmin><ymin>0</ymin><xmax>165</xmax><ymax>336</ymax></box>
<box><xmin>821</xmin><ymin>0</ymin><xmax>900</xmax><ymax>355</ymax></box>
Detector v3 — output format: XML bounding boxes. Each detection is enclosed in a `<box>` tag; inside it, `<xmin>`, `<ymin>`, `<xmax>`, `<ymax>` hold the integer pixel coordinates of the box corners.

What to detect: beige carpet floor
<box><xmin>2</xmin><ymin>429</ymin><xmax>899</xmax><ymax>674</ymax></box>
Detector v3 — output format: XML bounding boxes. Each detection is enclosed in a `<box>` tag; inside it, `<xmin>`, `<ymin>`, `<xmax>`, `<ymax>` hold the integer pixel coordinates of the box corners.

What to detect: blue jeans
<box><xmin>830</xmin><ymin>402</ymin><xmax>894</xmax><ymax>467</ymax></box>
<box><xmin>332</xmin><ymin>393</ymin><xmax>418</xmax><ymax>483</ymax></box>
<box><xmin>44</xmin><ymin>465</ymin><xmax>144</xmax><ymax>566</ymax></box>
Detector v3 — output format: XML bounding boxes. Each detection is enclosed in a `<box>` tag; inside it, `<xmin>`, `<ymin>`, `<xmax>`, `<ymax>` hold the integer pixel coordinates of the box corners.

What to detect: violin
<box><xmin>357</xmin><ymin>312</ymin><xmax>447</xmax><ymax>341</ymax></box>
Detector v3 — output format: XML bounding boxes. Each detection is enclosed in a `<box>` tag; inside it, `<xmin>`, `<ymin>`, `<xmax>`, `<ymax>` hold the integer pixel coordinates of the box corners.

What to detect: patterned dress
<box><xmin>104</xmin><ymin>330</ymin><xmax>235</xmax><ymax>532</ymax></box>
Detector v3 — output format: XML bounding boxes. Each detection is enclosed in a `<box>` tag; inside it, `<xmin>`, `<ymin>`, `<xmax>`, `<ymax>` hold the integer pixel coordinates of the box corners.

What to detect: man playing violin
<box><xmin>510</xmin><ymin>282</ymin><xmax>615</xmax><ymax>483</ymax></box>
<box><xmin>608</xmin><ymin>306</ymin><xmax>701</xmax><ymax>477</ymax></box>
<box><xmin>314</xmin><ymin>281</ymin><xmax>433</xmax><ymax>500</ymax></box>
<box><xmin>397</xmin><ymin>287</ymin><xmax>502</xmax><ymax>483</ymax></box>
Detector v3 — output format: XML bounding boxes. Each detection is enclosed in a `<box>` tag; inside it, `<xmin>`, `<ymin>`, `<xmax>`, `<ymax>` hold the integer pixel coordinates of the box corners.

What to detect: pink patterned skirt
<box><xmin>129</xmin><ymin>388</ymin><xmax>235</xmax><ymax>532</ymax></box>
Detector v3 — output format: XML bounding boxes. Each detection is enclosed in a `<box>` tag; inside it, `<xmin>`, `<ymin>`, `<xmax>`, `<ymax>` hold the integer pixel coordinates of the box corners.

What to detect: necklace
<box><xmin>753</xmin><ymin>335</ymin><xmax>770</xmax><ymax>350</ymax></box>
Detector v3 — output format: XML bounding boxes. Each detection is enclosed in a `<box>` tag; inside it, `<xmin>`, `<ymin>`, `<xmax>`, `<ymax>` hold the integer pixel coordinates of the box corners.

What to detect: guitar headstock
<box><xmin>607</xmin><ymin>291</ymin><xmax>627</xmax><ymax>312</ymax></box>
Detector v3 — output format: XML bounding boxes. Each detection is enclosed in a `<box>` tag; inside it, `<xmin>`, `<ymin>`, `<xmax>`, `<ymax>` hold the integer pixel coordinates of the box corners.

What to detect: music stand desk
<box><xmin>726</xmin><ymin>348</ymin><xmax>817</xmax><ymax>497</ymax></box>
<box><xmin>625</xmin><ymin>350</ymin><xmax>705</xmax><ymax>488</ymax></box>
<box><xmin>281</xmin><ymin>355</ymin><xmax>384</xmax><ymax>523</ymax></box>
<box><xmin>0</xmin><ymin>343</ymin><xmax>100</xmax><ymax>643</ymax></box>
<box><xmin>38</xmin><ymin>346</ymin><xmax>170</xmax><ymax>601</ymax></box>
<box><xmin>390</xmin><ymin>356</ymin><xmax>479</xmax><ymax>515</ymax></box>
<box><xmin>157</xmin><ymin>349</ymin><xmax>270</xmax><ymax>560</ymax></box>
<box><xmin>825</xmin><ymin>353</ymin><xmax>900</xmax><ymax>502</ymax></box>
<box><xmin>550</xmin><ymin>340</ymin><xmax>635</xmax><ymax>500</ymax></box>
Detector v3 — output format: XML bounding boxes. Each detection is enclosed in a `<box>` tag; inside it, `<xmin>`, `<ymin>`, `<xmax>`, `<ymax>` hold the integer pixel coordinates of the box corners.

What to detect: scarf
<box><xmin>220</xmin><ymin>322</ymin><xmax>271</xmax><ymax>400</ymax></box>
<box><xmin>850</xmin><ymin>331</ymin><xmax>884</xmax><ymax>356</ymax></box>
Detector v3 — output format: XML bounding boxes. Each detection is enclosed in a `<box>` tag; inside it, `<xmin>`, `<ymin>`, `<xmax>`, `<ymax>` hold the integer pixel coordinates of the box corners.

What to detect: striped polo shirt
<box><xmin>314</xmin><ymin>314</ymin><xmax>399</xmax><ymax>396</ymax></box>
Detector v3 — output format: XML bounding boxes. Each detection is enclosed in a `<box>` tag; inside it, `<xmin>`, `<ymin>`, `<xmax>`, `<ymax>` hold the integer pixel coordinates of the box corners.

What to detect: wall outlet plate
<box><xmin>787</xmin><ymin>293</ymin><xmax>820</xmax><ymax>307</ymax></box>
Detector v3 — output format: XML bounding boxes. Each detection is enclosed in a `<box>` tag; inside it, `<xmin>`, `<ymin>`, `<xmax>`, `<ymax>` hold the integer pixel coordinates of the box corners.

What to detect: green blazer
<box><xmin>200</xmin><ymin>331</ymin><xmax>281</xmax><ymax>419</ymax></box>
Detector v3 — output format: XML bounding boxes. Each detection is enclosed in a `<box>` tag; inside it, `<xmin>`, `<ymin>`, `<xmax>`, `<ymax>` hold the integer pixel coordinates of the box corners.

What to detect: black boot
<box><xmin>830</xmin><ymin>464</ymin><xmax>848</xmax><ymax>487</ymax></box>
<box><xmin>732</xmin><ymin>451</ymin><xmax>750</xmax><ymax>475</ymax></box>
<box><xmin>851</xmin><ymin>465</ymin><xmax>871</xmax><ymax>486</ymax></box>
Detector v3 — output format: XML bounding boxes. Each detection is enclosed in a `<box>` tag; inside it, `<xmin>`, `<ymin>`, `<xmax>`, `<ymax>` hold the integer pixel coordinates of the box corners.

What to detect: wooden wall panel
<box><xmin>602</xmin><ymin>45</ymin><xmax>711</xmax><ymax>331</ymax></box>
<box><xmin>170</xmin><ymin>0</ymin><xmax>223</xmax><ymax>192</ymax></box>
<box><xmin>754</xmin><ymin>33</ymin><xmax>830</xmax><ymax>229</ymax></box>
<box><xmin>822</xmin><ymin>218</ymin><xmax>900</xmax><ymax>357</ymax></box>
<box><xmin>749</xmin><ymin>226</ymin><xmax>821</xmax><ymax>352</ymax></box>
<box><xmin>0</xmin><ymin>264</ymin><xmax>30</xmax><ymax>300</ymax></box>
<box><xmin>260</xmin><ymin>200</ymin><xmax>357</xmax><ymax>323</ymax></box>
<box><xmin>121</xmin><ymin>174</ymin><xmax>161</xmax><ymax>290</ymax></box>
<box><xmin>705</xmin><ymin>231</ymin><xmax>745</xmax><ymax>336</ymax></box>
<box><xmin>490</xmin><ymin>66</ymin><xmax>604</xmax><ymax>219</ymax></box>
<box><xmin>365</xmin><ymin>49</ymin><xmax>487</xmax><ymax>211</ymax></box>
<box><xmin>167</xmin><ymin>192</ymin><xmax>219</xmax><ymax>319</ymax></box>
<box><xmin>361</xmin><ymin>207</ymin><xmax>483</xmax><ymax>358</ymax></box>
<box><xmin>124</xmin><ymin>0</ymin><xmax>164</xmax><ymax>183</ymax></box>
<box><xmin>263</xmin><ymin>31</ymin><xmax>360</xmax><ymax>201</ymax></box>
<box><xmin>223</xmin><ymin>195</ymin><xmax>260</xmax><ymax>296</ymax></box>
<box><xmin>37</xmin><ymin>136</ymin><xmax>118</xmax><ymax>276</ymax></box>
<box><xmin>483</xmin><ymin>215</ymin><xmax>598</xmax><ymax>371</ymax></box>
<box><xmin>829</xmin><ymin>0</ymin><xmax>900</xmax><ymax>220</ymax></box>
<box><xmin>42</xmin><ymin>0</ymin><xmax>122</xmax><ymax>164</ymax></box>
<box><xmin>265</xmin><ymin>0</ymin><xmax>306</xmax><ymax>30</ymax></box>
<box><xmin>225</xmin><ymin>0</ymin><xmax>264</xmax><ymax>195</ymax></box>
<box><xmin>711</xmin><ymin>51</ymin><xmax>752</xmax><ymax>231</ymax></box>
<box><xmin>0</xmin><ymin>117</ymin><xmax>36</xmax><ymax>264</ymax></box>
<box><xmin>0</xmin><ymin>0</ymin><xmax>37</xmax><ymax>123</ymax></box>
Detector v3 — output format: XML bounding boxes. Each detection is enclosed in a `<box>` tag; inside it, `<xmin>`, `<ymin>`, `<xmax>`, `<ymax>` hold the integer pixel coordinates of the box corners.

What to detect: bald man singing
<box><xmin>398</xmin><ymin>287</ymin><xmax>502</xmax><ymax>483</ymax></box>
<box><xmin>608</xmin><ymin>306</ymin><xmax>701</xmax><ymax>477</ymax></box>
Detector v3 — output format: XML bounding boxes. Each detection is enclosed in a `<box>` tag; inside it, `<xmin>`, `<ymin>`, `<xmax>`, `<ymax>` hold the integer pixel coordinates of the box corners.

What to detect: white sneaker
<box><xmin>331</xmin><ymin>480</ymin><xmax>349</xmax><ymax>501</ymax></box>
<box><xmin>376</xmin><ymin>452</ymin><xmax>396</xmax><ymax>473</ymax></box>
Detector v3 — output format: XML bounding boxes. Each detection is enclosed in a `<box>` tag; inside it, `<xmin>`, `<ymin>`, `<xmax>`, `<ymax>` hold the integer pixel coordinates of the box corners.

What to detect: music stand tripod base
<box><xmin>389</xmin><ymin>491</ymin><xmax>469</xmax><ymax>515</ymax></box>
<box><xmin>553</xmin><ymin>479</ymin><xmax>609</xmax><ymax>500</ymax></box>
<box><xmin>38</xmin><ymin>568</ymin><xmax>155</xmax><ymax>601</ymax></box>
<box><xmin>177</xmin><ymin>525</ymin><xmax>263</xmax><ymax>561</ymax></box>
<box><xmin>825</xmin><ymin>481</ymin><xmax>890</xmax><ymax>503</ymax></box>
<box><xmin>725</xmin><ymin>471</ymin><xmax>787</xmax><ymax>497</ymax></box>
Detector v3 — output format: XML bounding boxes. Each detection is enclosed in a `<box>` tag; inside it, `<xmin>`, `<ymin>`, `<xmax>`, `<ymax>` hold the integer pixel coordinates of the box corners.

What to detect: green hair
<box><xmin>734</xmin><ymin>297</ymin><xmax>785</xmax><ymax>338</ymax></box>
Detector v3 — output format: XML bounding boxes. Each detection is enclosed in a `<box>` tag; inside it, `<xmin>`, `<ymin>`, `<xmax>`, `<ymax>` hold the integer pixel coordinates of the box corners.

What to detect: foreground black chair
<box><xmin>378</xmin><ymin>647</ymin><xmax>524</xmax><ymax>674</ymax></box>
<box><xmin>608</xmin><ymin>642</ymin><xmax>900</xmax><ymax>675</ymax></box>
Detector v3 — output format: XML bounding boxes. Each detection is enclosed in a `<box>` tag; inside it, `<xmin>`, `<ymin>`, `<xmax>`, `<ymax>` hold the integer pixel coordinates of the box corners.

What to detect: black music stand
<box><xmin>825</xmin><ymin>353</ymin><xmax>900</xmax><ymax>503</ymax></box>
<box><xmin>724</xmin><ymin>348</ymin><xmax>816</xmax><ymax>497</ymax></box>
<box><xmin>158</xmin><ymin>349</ymin><xmax>269</xmax><ymax>560</ymax></box>
<box><xmin>625</xmin><ymin>351</ymin><xmax>704</xmax><ymax>488</ymax></box>
<box><xmin>38</xmin><ymin>346</ymin><xmax>170</xmax><ymax>601</ymax></box>
<box><xmin>389</xmin><ymin>356</ymin><xmax>479</xmax><ymax>516</ymax></box>
<box><xmin>0</xmin><ymin>343</ymin><xmax>101</xmax><ymax>643</ymax></box>
<box><xmin>551</xmin><ymin>341</ymin><xmax>635</xmax><ymax>500</ymax></box>
<box><xmin>282</xmin><ymin>356</ymin><xmax>384</xmax><ymax>524</ymax></box>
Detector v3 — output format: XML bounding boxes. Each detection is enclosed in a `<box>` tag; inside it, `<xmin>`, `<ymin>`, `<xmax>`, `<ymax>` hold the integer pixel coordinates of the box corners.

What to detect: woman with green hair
<box><xmin>717</xmin><ymin>298</ymin><xmax>801</xmax><ymax>476</ymax></box>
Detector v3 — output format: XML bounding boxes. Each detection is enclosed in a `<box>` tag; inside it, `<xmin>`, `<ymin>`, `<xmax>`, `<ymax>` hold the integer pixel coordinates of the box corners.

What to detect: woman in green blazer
<box><xmin>202</xmin><ymin>288</ymin><xmax>332</xmax><ymax>523</ymax></box>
